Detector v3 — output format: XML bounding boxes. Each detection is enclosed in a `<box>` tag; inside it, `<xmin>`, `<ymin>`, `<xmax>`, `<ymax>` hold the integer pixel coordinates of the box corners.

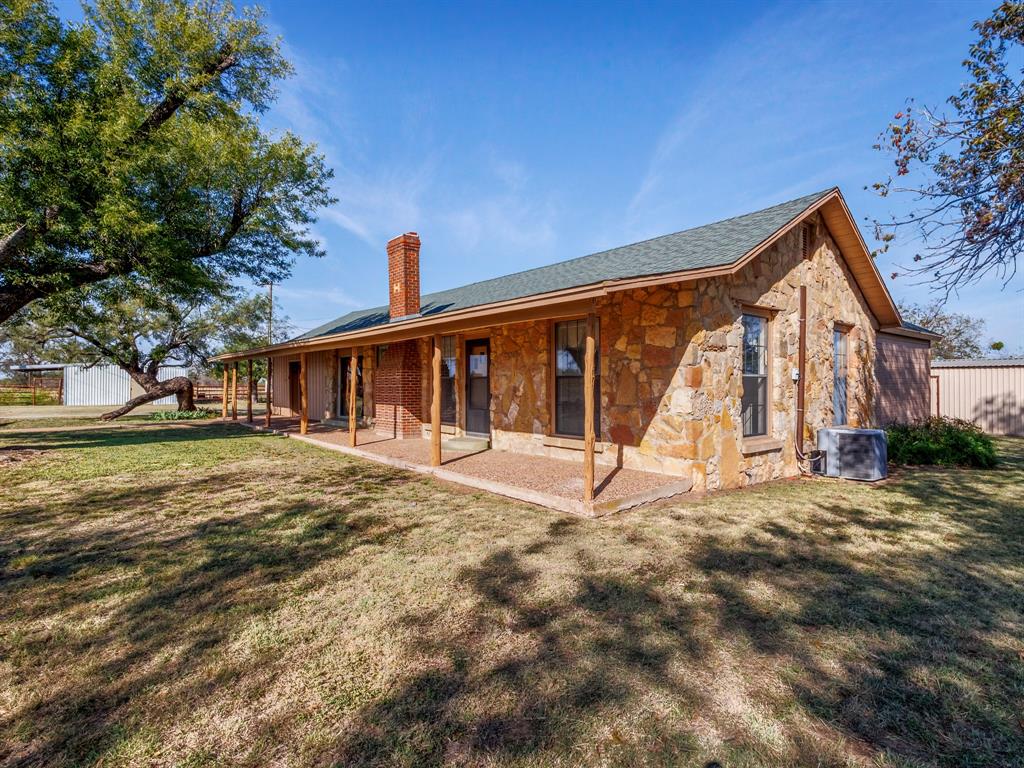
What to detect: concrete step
<box><xmin>443</xmin><ymin>436</ymin><xmax>490</xmax><ymax>452</ymax></box>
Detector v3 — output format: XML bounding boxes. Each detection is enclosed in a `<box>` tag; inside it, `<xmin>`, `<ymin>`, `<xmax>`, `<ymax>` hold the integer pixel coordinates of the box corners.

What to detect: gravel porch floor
<box><xmin>262</xmin><ymin>417</ymin><xmax>681</xmax><ymax>505</ymax></box>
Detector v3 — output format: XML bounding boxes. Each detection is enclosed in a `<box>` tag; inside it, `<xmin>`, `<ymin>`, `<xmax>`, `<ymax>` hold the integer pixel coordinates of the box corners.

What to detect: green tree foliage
<box><xmin>898</xmin><ymin>299</ymin><xmax>1004</xmax><ymax>359</ymax></box>
<box><xmin>0</xmin><ymin>0</ymin><xmax>334</xmax><ymax>322</ymax></box>
<box><xmin>874</xmin><ymin>2</ymin><xmax>1024</xmax><ymax>292</ymax></box>
<box><xmin>14</xmin><ymin>279</ymin><xmax>285</xmax><ymax>417</ymax></box>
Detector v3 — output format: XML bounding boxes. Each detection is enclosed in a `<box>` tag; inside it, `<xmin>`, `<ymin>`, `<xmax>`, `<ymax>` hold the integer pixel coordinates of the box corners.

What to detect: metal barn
<box><xmin>21</xmin><ymin>364</ymin><xmax>193</xmax><ymax>407</ymax></box>
<box><xmin>931</xmin><ymin>358</ymin><xmax>1024</xmax><ymax>436</ymax></box>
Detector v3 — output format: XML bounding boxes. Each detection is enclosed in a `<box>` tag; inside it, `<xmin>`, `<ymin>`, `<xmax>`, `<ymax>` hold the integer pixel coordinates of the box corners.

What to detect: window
<box><xmin>440</xmin><ymin>335</ymin><xmax>456</xmax><ymax>425</ymax></box>
<box><xmin>741</xmin><ymin>314</ymin><xmax>768</xmax><ymax>437</ymax></box>
<box><xmin>554</xmin><ymin>319</ymin><xmax>599</xmax><ymax>437</ymax></box>
<box><xmin>833</xmin><ymin>328</ymin><xmax>848</xmax><ymax>425</ymax></box>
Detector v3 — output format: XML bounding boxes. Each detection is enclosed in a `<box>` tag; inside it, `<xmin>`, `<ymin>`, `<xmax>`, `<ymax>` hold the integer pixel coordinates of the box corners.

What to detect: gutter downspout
<box><xmin>795</xmin><ymin>284</ymin><xmax>807</xmax><ymax>458</ymax></box>
<box><xmin>794</xmin><ymin>283</ymin><xmax>821</xmax><ymax>473</ymax></box>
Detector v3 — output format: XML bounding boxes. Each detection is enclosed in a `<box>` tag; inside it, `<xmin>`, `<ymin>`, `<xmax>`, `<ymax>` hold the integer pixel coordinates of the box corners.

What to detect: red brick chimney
<box><xmin>387</xmin><ymin>232</ymin><xmax>421</xmax><ymax>320</ymax></box>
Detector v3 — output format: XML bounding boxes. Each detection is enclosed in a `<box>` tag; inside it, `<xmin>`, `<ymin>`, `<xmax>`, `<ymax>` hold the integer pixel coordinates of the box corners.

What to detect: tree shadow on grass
<box><xmin>0</xmin><ymin>458</ymin><xmax>424</xmax><ymax>767</ymax></box>
<box><xmin>0</xmin><ymin>421</ymin><xmax>263</xmax><ymax>452</ymax></box>
<box><xmin>693</xmin><ymin>444</ymin><xmax>1024</xmax><ymax>767</ymax></box>
<box><xmin>324</xmin><ymin>535</ymin><xmax>710</xmax><ymax>768</ymax></box>
<box><xmin>319</xmin><ymin>443</ymin><xmax>1024</xmax><ymax>768</ymax></box>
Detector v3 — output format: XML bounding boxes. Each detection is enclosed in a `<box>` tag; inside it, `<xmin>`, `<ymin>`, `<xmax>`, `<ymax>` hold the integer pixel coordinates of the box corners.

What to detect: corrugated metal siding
<box><xmin>875</xmin><ymin>333</ymin><xmax>931</xmax><ymax>425</ymax></box>
<box><xmin>932</xmin><ymin>363</ymin><xmax>1024</xmax><ymax>435</ymax></box>
<box><xmin>64</xmin><ymin>365</ymin><xmax>131</xmax><ymax>406</ymax></box>
<box><xmin>63</xmin><ymin>365</ymin><xmax>191</xmax><ymax>406</ymax></box>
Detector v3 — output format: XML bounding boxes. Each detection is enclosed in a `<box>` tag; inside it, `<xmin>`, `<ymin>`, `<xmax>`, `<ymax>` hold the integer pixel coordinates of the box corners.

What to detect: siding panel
<box><xmin>270</xmin><ymin>352</ymin><xmax>337</xmax><ymax>419</ymax></box>
<box><xmin>63</xmin><ymin>365</ymin><xmax>190</xmax><ymax>406</ymax></box>
<box><xmin>933</xmin><ymin>363</ymin><xmax>1024</xmax><ymax>435</ymax></box>
<box><xmin>875</xmin><ymin>334</ymin><xmax>931</xmax><ymax>425</ymax></box>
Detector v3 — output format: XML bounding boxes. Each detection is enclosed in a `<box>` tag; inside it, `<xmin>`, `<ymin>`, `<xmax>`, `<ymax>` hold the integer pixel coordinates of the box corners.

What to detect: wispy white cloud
<box><xmin>624</xmin><ymin>3</ymin><xmax>886</xmax><ymax>238</ymax></box>
<box><xmin>264</xmin><ymin>28</ymin><xmax>559</xmax><ymax>265</ymax></box>
<box><xmin>272</xmin><ymin>285</ymin><xmax>360</xmax><ymax>308</ymax></box>
<box><xmin>442</xmin><ymin>154</ymin><xmax>557</xmax><ymax>253</ymax></box>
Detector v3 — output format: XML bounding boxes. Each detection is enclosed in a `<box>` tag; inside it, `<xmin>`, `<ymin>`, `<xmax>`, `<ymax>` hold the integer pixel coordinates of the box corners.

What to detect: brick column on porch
<box><xmin>374</xmin><ymin>340</ymin><xmax>423</xmax><ymax>438</ymax></box>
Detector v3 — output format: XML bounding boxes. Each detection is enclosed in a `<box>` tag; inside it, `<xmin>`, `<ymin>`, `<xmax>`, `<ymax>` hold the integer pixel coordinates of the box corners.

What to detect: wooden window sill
<box><xmin>543</xmin><ymin>435</ymin><xmax>605</xmax><ymax>453</ymax></box>
<box><xmin>741</xmin><ymin>436</ymin><xmax>783</xmax><ymax>455</ymax></box>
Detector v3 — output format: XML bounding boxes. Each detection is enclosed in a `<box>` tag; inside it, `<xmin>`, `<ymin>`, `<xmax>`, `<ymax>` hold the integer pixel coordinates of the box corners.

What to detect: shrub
<box><xmin>886</xmin><ymin>417</ymin><xmax>997</xmax><ymax>468</ymax></box>
<box><xmin>147</xmin><ymin>409</ymin><xmax>215</xmax><ymax>421</ymax></box>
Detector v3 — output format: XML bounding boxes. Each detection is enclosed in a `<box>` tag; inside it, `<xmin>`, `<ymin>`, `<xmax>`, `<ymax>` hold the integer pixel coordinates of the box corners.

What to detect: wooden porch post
<box><xmin>299</xmin><ymin>352</ymin><xmax>308</xmax><ymax>435</ymax></box>
<box><xmin>431</xmin><ymin>334</ymin><xmax>442</xmax><ymax>467</ymax></box>
<box><xmin>221</xmin><ymin>365</ymin><xmax>229</xmax><ymax>419</ymax></box>
<box><xmin>265</xmin><ymin>357</ymin><xmax>273</xmax><ymax>428</ymax></box>
<box><xmin>583</xmin><ymin>313</ymin><xmax>597</xmax><ymax>506</ymax></box>
<box><xmin>348</xmin><ymin>348</ymin><xmax>358</xmax><ymax>447</ymax></box>
<box><xmin>231</xmin><ymin>363</ymin><xmax>238</xmax><ymax>420</ymax></box>
<box><xmin>246</xmin><ymin>359</ymin><xmax>254</xmax><ymax>423</ymax></box>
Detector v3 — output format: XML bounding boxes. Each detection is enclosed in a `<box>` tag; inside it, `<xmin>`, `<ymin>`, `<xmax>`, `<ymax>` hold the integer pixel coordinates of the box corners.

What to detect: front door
<box><xmin>465</xmin><ymin>339</ymin><xmax>490</xmax><ymax>435</ymax></box>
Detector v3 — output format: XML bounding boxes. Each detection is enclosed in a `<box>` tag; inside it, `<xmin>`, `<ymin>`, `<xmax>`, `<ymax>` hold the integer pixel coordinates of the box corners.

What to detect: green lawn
<box><xmin>1</xmin><ymin>423</ymin><xmax>1022</xmax><ymax>768</ymax></box>
<box><xmin>0</xmin><ymin>414</ymin><xmax>155</xmax><ymax>431</ymax></box>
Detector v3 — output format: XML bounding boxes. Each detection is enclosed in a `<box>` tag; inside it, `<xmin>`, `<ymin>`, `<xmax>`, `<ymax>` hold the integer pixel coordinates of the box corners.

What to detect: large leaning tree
<box><xmin>14</xmin><ymin>279</ymin><xmax>281</xmax><ymax>418</ymax></box>
<box><xmin>0</xmin><ymin>0</ymin><xmax>333</xmax><ymax>323</ymax></box>
<box><xmin>873</xmin><ymin>1</ymin><xmax>1024</xmax><ymax>294</ymax></box>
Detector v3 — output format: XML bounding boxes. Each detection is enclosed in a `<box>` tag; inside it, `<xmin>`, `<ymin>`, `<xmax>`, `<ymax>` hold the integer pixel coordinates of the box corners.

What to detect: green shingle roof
<box><xmin>296</xmin><ymin>188</ymin><xmax>835</xmax><ymax>341</ymax></box>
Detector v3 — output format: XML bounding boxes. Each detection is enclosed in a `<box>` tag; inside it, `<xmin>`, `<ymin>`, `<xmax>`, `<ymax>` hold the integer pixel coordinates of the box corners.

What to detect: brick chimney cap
<box><xmin>387</xmin><ymin>231</ymin><xmax>420</xmax><ymax>245</ymax></box>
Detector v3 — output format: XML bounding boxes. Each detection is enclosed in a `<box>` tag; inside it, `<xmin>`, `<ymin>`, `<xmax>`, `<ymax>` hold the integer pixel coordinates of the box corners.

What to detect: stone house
<box><xmin>215</xmin><ymin>188</ymin><xmax>936</xmax><ymax>496</ymax></box>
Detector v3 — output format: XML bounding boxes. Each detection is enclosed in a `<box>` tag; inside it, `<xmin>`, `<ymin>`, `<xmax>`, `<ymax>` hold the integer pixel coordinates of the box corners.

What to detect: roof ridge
<box><xmin>419</xmin><ymin>187</ymin><xmax>835</xmax><ymax>301</ymax></box>
<box><xmin>293</xmin><ymin>187</ymin><xmax>838</xmax><ymax>341</ymax></box>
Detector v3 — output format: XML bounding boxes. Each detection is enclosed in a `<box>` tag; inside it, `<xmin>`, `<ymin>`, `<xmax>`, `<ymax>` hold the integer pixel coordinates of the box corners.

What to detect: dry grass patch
<box><xmin>1</xmin><ymin>423</ymin><xmax>1021</xmax><ymax>768</ymax></box>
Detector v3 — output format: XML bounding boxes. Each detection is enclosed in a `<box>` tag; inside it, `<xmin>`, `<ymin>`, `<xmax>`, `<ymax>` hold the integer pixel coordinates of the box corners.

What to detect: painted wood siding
<box><xmin>932</xmin><ymin>363</ymin><xmax>1024</xmax><ymax>435</ymax></box>
<box><xmin>875</xmin><ymin>333</ymin><xmax>931</xmax><ymax>425</ymax></box>
<box><xmin>270</xmin><ymin>352</ymin><xmax>336</xmax><ymax>418</ymax></box>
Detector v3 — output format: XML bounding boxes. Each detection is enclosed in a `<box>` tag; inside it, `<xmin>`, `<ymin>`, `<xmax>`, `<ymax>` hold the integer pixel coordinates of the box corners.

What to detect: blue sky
<box><xmin>61</xmin><ymin>1</ymin><xmax>1024</xmax><ymax>346</ymax></box>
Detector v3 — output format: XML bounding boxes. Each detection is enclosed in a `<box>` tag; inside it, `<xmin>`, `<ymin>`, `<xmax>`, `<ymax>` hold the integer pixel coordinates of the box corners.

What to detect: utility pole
<box><xmin>267</xmin><ymin>282</ymin><xmax>273</xmax><ymax>344</ymax></box>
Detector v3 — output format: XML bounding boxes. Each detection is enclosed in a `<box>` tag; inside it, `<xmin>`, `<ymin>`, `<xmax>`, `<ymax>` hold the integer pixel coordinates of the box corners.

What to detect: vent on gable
<box><xmin>801</xmin><ymin>223</ymin><xmax>812</xmax><ymax>259</ymax></box>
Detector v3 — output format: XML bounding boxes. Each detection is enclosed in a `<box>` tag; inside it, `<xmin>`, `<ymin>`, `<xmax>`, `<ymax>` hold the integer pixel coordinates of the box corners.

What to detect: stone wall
<box><xmin>486</xmin><ymin>212</ymin><xmax>878</xmax><ymax>491</ymax></box>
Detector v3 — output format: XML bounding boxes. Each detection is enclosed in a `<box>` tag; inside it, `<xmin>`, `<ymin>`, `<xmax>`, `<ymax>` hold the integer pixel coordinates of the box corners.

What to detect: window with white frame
<box><xmin>741</xmin><ymin>314</ymin><xmax>768</xmax><ymax>437</ymax></box>
<box><xmin>833</xmin><ymin>328</ymin><xmax>849</xmax><ymax>425</ymax></box>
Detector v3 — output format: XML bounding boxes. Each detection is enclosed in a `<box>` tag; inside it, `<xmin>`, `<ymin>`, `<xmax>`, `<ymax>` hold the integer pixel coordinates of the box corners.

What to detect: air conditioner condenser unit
<box><xmin>813</xmin><ymin>427</ymin><xmax>887</xmax><ymax>481</ymax></box>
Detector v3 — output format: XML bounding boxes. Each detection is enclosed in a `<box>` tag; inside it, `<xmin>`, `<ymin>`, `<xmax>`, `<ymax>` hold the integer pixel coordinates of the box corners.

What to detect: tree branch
<box><xmin>131</xmin><ymin>43</ymin><xmax>238</xmax><ymax>145</ymax></box>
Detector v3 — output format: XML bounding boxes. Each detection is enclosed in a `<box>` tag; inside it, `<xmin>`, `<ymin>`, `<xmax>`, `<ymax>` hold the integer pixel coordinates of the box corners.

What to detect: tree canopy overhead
<box><xmin>874</xmin><ymin>1</ymin><xmax>1024</xmax><ymax>294</ymax></box>
<box><xmin>0</xmin><ymin>0</ymin><xmax>334</xmax><ymax>322</ymax></box>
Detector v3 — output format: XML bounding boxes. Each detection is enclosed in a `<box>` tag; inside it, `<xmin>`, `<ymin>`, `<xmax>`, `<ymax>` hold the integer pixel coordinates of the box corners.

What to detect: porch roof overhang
<box><xmin>212</xmin><ymin>188</ymin><xmax>904</xmax><ymax>363</ymax></box>
<box><xmin>877</xmin><ymin>324</ymin><xmax>942</xmax><ymax>342</ymax></box>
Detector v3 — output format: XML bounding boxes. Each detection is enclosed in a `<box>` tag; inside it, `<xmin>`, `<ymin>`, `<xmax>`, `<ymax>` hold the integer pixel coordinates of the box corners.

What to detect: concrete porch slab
<box><xmin>243</xmin><ymin>417</ymin><xmax>691</xmax><ymax>516</ymax></box>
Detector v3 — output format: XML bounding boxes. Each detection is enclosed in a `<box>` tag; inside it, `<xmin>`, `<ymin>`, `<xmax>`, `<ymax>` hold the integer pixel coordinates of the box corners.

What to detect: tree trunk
<box><xmin>100</xmin><ymin>376</ymin><xmax>194</xmax><ymax>420</ymax></box>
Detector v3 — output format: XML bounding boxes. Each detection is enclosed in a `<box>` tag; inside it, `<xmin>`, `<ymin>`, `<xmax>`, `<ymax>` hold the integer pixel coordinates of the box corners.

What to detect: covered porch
<box><xmin>249</xmin><ymin>416</ymin><xmax>691</xmax><ymax>516</ymax></box>
<box><xmin>213</xmin><ymin>296</ymin><xmax>652</xmax><ymax>514</ymax></box>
